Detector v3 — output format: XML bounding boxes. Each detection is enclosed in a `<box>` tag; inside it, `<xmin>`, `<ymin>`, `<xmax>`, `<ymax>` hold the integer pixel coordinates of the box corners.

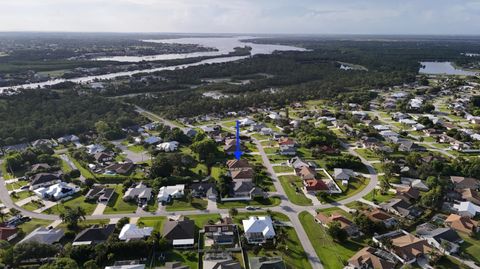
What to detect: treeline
<box><xmin>0</xmin><ymin>90</ymin><xmax>143</xmax><ymax>144</ymax></box>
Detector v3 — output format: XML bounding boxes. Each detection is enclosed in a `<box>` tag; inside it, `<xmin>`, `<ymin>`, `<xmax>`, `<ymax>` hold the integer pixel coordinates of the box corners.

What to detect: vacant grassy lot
<box><xmin>273</xmin><ymin>165</ymin><xmax>293</xmax><ymax>173</ymax></box>
<box><xmin>217</xmin><ymin>197</ymin><xmax>281</xmax><ymax>209</ymax></box>
<box><xmin>354</xmin><ymin>149</ymin><xmax>379</xmax><ymax>161</ymax></box>
<box><xmin>46</xmin><ymin>194</ymin><xmax>97</xmax><ymax>215</ymax></box>
<box><xmin>127</xmin><ymin>144</ymin><xmax>146</xmax><ymax>153</ymax></box>
<box><xmin>363</xmin><ymin>189</ymin><xmax>395</xmax><ymax>204</ymax></box>
<box><xmin>278</xmin><ymin>175</ymin><xmax>312</xmax><ymax>206</ymax></box>
<box><xmin>11</xmin><ymin>190</ymin><xmax>33</xmax><ymax>202</ymax></box>
<box><xmin>299</xmin><ymin>211</ymin><xmax>364</xmax><ymax>269</ymax></box>
<box><xmin>165</xmin><ymin>198</ymin><xmax>208</xmax><ymax>211</ymax></box>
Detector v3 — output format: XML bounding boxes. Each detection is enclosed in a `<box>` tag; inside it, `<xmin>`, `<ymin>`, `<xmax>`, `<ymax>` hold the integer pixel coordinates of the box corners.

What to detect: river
<box><xmin>0</xmin><ymin>37</ymin><xmax>306</xmax><ymax>93</ymax></box>
<box><xmin>419</xmin><ymin>61</ymin><xmax>478</xmax><ymax>76</ymax></box>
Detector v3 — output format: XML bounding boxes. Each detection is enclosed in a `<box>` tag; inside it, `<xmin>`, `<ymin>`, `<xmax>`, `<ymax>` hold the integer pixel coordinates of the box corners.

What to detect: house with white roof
<box><xmin>86</xmin><ymin>144</ymin><xmax>106</xmax><ymax>155</ymax></box>
<box><xmin>239</xmin><ymin>118</ymin><xmax>255</xmax><ymax>126</ymax></box>
<box><xmin>157</xmin><ymin>141</ymin><xmax>179</xmax><ymax>152</ymax></box>
<box><xmin>118</xmin><ymin>224</ymin><xmax>153</xmax><ymax>241</ymax></box>
<box><xmin>157</xmin><ymin>184</ymin><xmax>185</xmax><ymax>203</ymax></box>
<box><xmin>373</xmin><ymin>125</ymin><xmax>390</xmax><ymax>131</ymax></box>
<box><xmin>454</xmin><ymin>201</ymin><xmax>480</xmax><ymax>217</ymax></box>
<box><xmin>33</xmin><ymin>182</ymin><xmax>80</xmax><ymax>201</ymax></box>
<box><xmin>242</xmin><ymin>216</ymin><xmax>276</xmax><ymax>244</ymax></box>
<box><xmin>379</xmin><ymin>130</ymin><xmax>399</xmax><ymax>139</ymax></box>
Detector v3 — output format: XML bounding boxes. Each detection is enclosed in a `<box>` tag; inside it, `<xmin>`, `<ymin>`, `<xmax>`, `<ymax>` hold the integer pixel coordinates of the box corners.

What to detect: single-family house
<box><xmin>73</xmin><ymin>224</ymin><xmax>116</xmax><ymax>246</ymax></box>
<box><xmin>86</xmin><ymin>144</ymin><xmax>106</xmax><ymax>155</ymax></box>
<box><xmin>34</xmin><ymin>182</ymin><xmax>80</xmax><ymax>201</ymax></box>
<box><xmin>85</xmin><ymin>186</ymin><xmax>115</xmax><ymax>203</ymax></box>
<box><xmin>57</xmin><ymin>134</ymin><xmax>79</xmax><ymax>144</ymax></box>
<box><xmin>144</xmin><ymin>136</ymin><xmax>162</xmax><ymax>145</ymax></box>
<box><xmin>334</xmin><ymin>168</ymin><xmax>355</xmax><ymax>182</ymax></box>
<box><xmin>118</xmin><ymin>224</ymin><xmax>153</xmax><ymax>241</ymax></box>
<box><xmin>417</xmin><ymin>227</ymin><xmax>463</xmax><ymax>254</ymax></box>
<box><xmin>18</xmin><ymin>227</ymin><xmax>64</xmax><ymax>245</ymax></box>
<box><xmin>162</xmin><ymin>216</ymin><xmax>195</xmax><ymax>249</ymax></box>
<box><xmin>204</xmin><ymin>219</ymin><xmax>236</xmax><ymax>245</ymax></box>
<box><xmin>242</xmin><ymin>216</ymin><xmax>276</xmax><ymax>244</ymax></box>
<box><xmin>30</xmin><ymin>172</ymin><xmax>62</xmax><ymax>190</ymax></box>
<box><xmin>454</xmin><ymin>201</ymin><xmax>480</xmax><ymax>217</ymax></box>
<box><xmin>157</xmin><ymin>184</ymin><xmax>185</xmax><ymax>203</ymax></box>
<box><xmin>315</xmin><ymin>213</ymin><xmax>360</xmax><ymax>237</ymax></box>
<box><xmin>461</xmin><ymin>188</ymin><xmax>480</xmax><ymax>205</ymax></box>
<box><xmin>123</xmin><ymin>182</ymin><xmax>152</xmax><ymax>205</ymax></box>
<box><xmin>445</xmin><ymin>214</ymin><xmax>479</xmax><ymax>236</ymax></box>
<box><xmin>249</xmin><ymin>256</ymin><xmax>286</xmax><ymax>269</ymax></box>
<box><xmin>31</xmin><ymin>163</ymin><xmax>51</xmax><ymax>173</ymax></box>
<box><xmin>347</xmin><ymin>247</ymin><xmax>396</xmax><ymax>269</ymax></box>
<box><xmin>190</xmin><ymin>182</ymin><xmax>217</xmax><ymax>200</ymax></box>
<box><xmin>94</xmin><ymin>152</ymin><xmax>113</xmax><ymax>163</ymax></box>
<box><xmin>105</xmin><ymin>162</ymin><xmax>135</xmax><ymax>175</ymax></box>
<box><xmin>203</xmin><ymin>252</ymin><xmax>241</xmax><ymax>269</ymax></box>
<box><xmin>279</xmin><ymin>145</ymin><xmax>296</xmax><ymax>156</ymax></box>
<box><xmin>157</xmin><ymin>141</ymin><xmax>179</xmax><ymax>152</ymax></box>
<box><xmin>450</xmin><ymin>176</ymin><xmax>480</xmax><ymax>190</ymax></box>
<box><xmin>366</xmin><ymin>209</ymin><xmax>398</xmax><ymax>228</ymax></box>
<box><xmin>0</xmin><ymin>226</ymin><xmax>18</xmax><ymax>242</ymax></box>
<box><xmin>373</xmin><ymin>230</ymin><xmax>432</xmax><ymax>264</ymax></box>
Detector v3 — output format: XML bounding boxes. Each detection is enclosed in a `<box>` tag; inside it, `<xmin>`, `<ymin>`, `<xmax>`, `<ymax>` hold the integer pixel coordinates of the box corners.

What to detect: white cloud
<box><xmin>0</xmin><ymin>0</ymin><xmax>478</xmax><ymax>34</ymax></box>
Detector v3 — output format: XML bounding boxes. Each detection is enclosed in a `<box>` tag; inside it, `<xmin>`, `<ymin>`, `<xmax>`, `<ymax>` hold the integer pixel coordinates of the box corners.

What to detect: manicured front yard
<box><xmin>67</xmin><ymin>153</ymin><xmax>95</xmax><ymax>178</ymax></box>
<box><xmin>127</xmin><ymin>144</ymin><xmax>146</xmax><ymax>153</ymax></box>
<box><xmin>460</xmin><ymin>233</ymin><xmax>480</xmax><ymax>264</ymax></box>
<box><xmin>363</xmin><ymin>189</ymin><xmax>395</xmax><ymax>204</ymax></box>
<box><xmin>299</xmin><ymin>211</ymin><xmax>364</xmax><ymax>269</ymax></box>
<box><xmin>11</xmin><ymin>190</ymin><xmax>33</xmax><ymax>202</ymax></box>
<box><xmin>165</xmin><ymin>198</ymin><xmax>208</xmax><ymax>211</ymax></box>
<box><xmin>354</xmin><ymin>149</ymin><xmax>379</xmax><ymax>161</ymax></box>
<box><xmin>320</xmin><ymin>177</ymin><xmax>370</xmax><ymax>202</ymax></box>
<box><xmin>17</xmin><ymin>218</ymin><xmax>52</xmax><ymax>234</ymax></box>
<box><xmin>104</xmin><ymin>185</ymin><xmax>138</xmax><ymax>214</ymax></box>
<box><xmin>278</xmin><ymin>175</ymin><xmax>312</xmax><ymax>206</ymax></box>
<box><xmin>6</xmin><ymin>180</ymin><xmax>29</xmax><ymax>191</ymax></box>
<box><xmin>45</xmin><ymin>194</ymin><xmax>97</xmax><ymax>215</ymax></box>
<box><xmin>217</xmin><ymin>197</ymin><xmax>281</xmax><ymax>209</ymax></box>
<box><xmin>273</xmin><ymin>165</ymin><xmax>294</xmax><ymax>173</ymax></box>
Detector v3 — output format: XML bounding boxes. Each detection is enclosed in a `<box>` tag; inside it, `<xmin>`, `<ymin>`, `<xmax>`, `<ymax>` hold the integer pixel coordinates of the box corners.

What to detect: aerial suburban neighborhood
<box><xmin>1</xmin><ymin>2</ymin><xmax>480</xmax><ymax>268</ymax></box>
<box><xmin>2</xmin><ymin>71</ymin><xmax>480</xmax><ymax>269</ymax></box>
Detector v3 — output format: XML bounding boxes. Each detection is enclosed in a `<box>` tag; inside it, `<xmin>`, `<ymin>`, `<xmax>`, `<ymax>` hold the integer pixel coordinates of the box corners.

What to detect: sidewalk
<box><xmin>15</xmin><ymin>196</ymin><xmax>39</xmax><ymax>207</ymax></box>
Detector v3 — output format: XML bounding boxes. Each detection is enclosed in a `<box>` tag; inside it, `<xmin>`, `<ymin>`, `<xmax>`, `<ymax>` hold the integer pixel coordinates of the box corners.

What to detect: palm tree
<box><xmin>60</xmin><ymin>206</ymin><xmax>86</xmax><ymax>229</ymax></box>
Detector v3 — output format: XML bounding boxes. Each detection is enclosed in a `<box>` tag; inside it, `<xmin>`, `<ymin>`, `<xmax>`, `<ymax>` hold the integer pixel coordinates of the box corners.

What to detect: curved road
<box><xmin>0</xmin><ymin>120</ymin><xmax>378</xmax><ymax>269</ymax></box>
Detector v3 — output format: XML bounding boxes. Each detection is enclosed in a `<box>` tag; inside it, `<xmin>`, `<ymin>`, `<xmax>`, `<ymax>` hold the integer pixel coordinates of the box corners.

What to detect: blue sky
<box><xmin>1</xmin><ymin>0</ymin><xmax>479</xmax><ymax>34</ymax></box>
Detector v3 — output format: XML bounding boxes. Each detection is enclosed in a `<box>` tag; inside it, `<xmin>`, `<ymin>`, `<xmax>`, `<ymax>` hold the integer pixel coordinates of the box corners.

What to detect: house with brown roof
<box><xmin>445</xmin><ymin>214</ymin><xmax>479</xmax><ymax>236</ymax></box>
<box><xmin>451</xmin><ymin>176</ymin><xmax>480</xmax><ymax>190</ymax></box>
<box><xmin>298</xmin><ymin>166</ymin><xmax>316</xmax><ymax>180</ymax></box>
<box><xmin>347</xmin><ymin>247</ymin><xmax>396</xmax><ymax>269</ymax></box>
<box><xmin>461</xmin><ymin>188</ymin><xmax>480</xmax><ymax>205</ymax></box>
<box><xmin>304</xmin><ymin>179</ymin><xmax>329</xmax><ymax>192</ymax></box>
<box><xmin>373</xmin><ymin>230</ymin><xmax>433</xmax><ymax>264</ymax></box>
<box><xmin>162</xmin><ymin>216</ymin><xmax>195</xmax><ymax>249</ymax></box>
<box><xmin>315</xmin><ymin>213</ymin><xmax>360</xmax><ymax>237</ymax></box>
<box><xmin>226</xmin><ymin>159</ymin><xmax>251</xmax><ymax>170</ymax></box>
<box><xmin>278</xmin><ymin>137</ymin><xmax>296</xmax><ymax>146</ymax></box>
<box><xmin>366</xmin><ymin>209</ymin><xmax>398</xmax><ymax>228</ymax></box>
<box><xmin>0</xmin><ymin>226</ymin><xmax>18</xmax><ymax>241</ymax></box>
<box><xmin>231</xmin><ymin>169</ymin><xmax>254</xmax><ymax>181</ymax></box>
<box><xmin>397</xmin><ymin>187</ymin><xmax>420</xmax><ymax>202</ymax></box>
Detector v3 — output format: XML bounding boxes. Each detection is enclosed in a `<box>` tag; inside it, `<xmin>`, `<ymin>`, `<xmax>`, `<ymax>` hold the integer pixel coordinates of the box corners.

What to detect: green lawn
<box><xmin>22</xmin><ymin>201</ymin><xmax>44</xmax><ymax>212</ymax></box>
<box><xmin>45</xmin><ymin>194</ymin><xmax>97</xmax><ymax>215</ymax></box>
<box><xmin>321</xmin><ymin>177</ymin><xmax>370</xmax><ymax>202</ymax></box>
<box><xmin>210</xmin><ymin>165</ymin><xmax>226</xmax><ymax>180</ymax></box>
<box><xmin>127</xmin><ymin>144</ymin><xmax>146</xmax><ymax>153</ymax></box>
<box><xmin>190</xmin><ymin>163</ymin><xmax>208</xmax><ymax>177</ymax></box>
<box><xmin>7</xmin><ymin>180</ymin><xmax>29</xmax><ymax>191</ymax></box>
<box><xmin>67</xmin><ymin>153</ymin><xmax>95</xmax><ymax>178</ymax></box>
<box><xmin>11</xmin><ymin>190</ymin><xmax>34</xmax><ymax>202</ymax></box>
<box><xmin>231</xmin><ymin>211</ymin><xmax>311</xmax><ymax>269</ymax></box>
<box><xmin>460</xmin><ymin>233</ymin><xmax>480</xmax><ymax>264</ymax></box>
<box><xmin>263</xmin><ymin>147</ymin><xmax>278</xmax><ymax>154</ymax></box>
<box><xmin>138</xmin><ymin>216</ymin><xmax>167</xmax><ymax>232</ymax></box>
<box><xmin>354</xmin><ymin>149</ymin><xmax>379</xmax><ymax>161</ymax></box>
<box><xmin>165</xmin><ymin>198</ymin><xmax>208</xmax><ymax>211</ymax></box>
<box><xmin>363</xmin><ymin>189</ymin><xmax>395</xmax><ymax>204</ymax></box>
<box><xmin>299</xmin><ymin>211</ymin><xmax>365</xmax><ymax>269</ymax></box>
<box><xmin>273</xmin><ymin>165</ymin><xmax>294</xmax><ymax>173</ymax></box>
<box><xmin>104</xmin><ymin>185</ymin><xmax>138</xmax><ymax>214</ymax></box>
<box><xmin>217</xmin><ymin>197</ymin><xmax>281</xmax><ymax>209</ymax></box>
<box><xmin>278</xmin><ymin>175</ymin><xmax>312</xmax><ymax>206</ymax></box>
<box><xmin>17</xmin><ymin>218</ymin><xmax>53</xmax><ymax>234</ymax></box>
